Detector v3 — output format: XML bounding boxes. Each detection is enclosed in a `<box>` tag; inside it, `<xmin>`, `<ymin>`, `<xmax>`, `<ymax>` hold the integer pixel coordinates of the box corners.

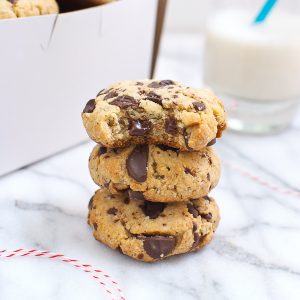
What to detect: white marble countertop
<box><xmin>1</xmin><ymin>33</ymin><xmax>300</xmax><ymax>300</ymax></box>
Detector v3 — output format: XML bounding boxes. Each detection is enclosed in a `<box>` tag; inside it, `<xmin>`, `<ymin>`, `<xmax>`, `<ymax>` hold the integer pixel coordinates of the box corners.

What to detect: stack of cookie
<box><xmin>82</xmin><ymin>79</ymin><xmax>226</xmax><ymax>262</ymax></box>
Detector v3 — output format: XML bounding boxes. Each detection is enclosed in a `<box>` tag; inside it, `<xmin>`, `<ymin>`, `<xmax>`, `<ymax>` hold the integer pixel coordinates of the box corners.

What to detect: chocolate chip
<box><xmin>137</xmin><ymin>253</ymin><xmax>144</xmax><ymax>259</ymax></box>
<box><xmin>88</xmin><ymin>196</ymin><xmax>94</xmax><ymax>209</ymax></box>
<box><xmin>110</xmin><ymin>95</ymin><xmax>138</xmax><ymax>109</ymax></box>
<box><xmin>124</xmin><ymin>197</ymin><xmax>130</xmax><ymax>204</ymax></box>
<box><xmin>126</xmin><ymin>145</ymin><xmax>149</xmax><ymax>182</ymax></box>
<box><xmin>148</xmin><ymin>80</ymin><xmax>175</xmax><ymax>88</ymax></box>
<box><xmin>183</xmin><ymin>129</ymin><xmax>192</xmax><ymax>150</ymax></box>
<box><xmin>165</xmin><ymin>117</ymin><xmax>178</xmax><ymax>134</ymax></box>
<box><xmin>129</xmin><ymin>119</ymin><xmax>152</xmax><ymax>136</ymax></box>
<box><xmin>192</xmin><ymin>222</ymin><xmax>198</xmax><ymax>232</ymax></box>
<box><xmin>187</xmin><ymin>203</ymin><xmax>199</xmax><ymax>217</ymax></box>
<box><xmin>107</xmin><ymin>207</ymin><xmax>118</xmax><ymax>215</ymax></box>
<box><xmin>193</xmin><ymin>102</ymin><xmax>206</xmax><ymax>111</ymax></box>
<box><xmin>136</xmin><ymin>82</ymin><xmax>144</xmax><ymax>86</ymax></box>
<box><xmin>192</xmin><ymin>232</ymin><xmax>201</xmax><ymax>248</ymax></box>
<box><xmin>145</xmin><ymin>92</ymin><xmax>162</xmax><ymax>105</ymax></box>
<box><xmin>83</xmin><ymin>99</ymin><xmax>96</xmax><ymax>113</ymax></box>
<box><xmin>93</xmin><ymin>223</ymin><xmax>98</xmax><ymax>230</ymax></box>
<box><xmin>98</xmin><ymin>146</ymin><xmax>107</xmax><ymax>156</ymax></box>
<box><xmin>112</xmin><ymin>148</ymin><xmax>122</xmax><ymax>154</ymax></box>
<box><xmin>104</xmin><ymin>91</ymin><xmax>118</xmax><ymax>100</ymax></box>
<box><xmin>147</xmin><ymin>82</ymin><xmax>160</xmax><ymax>88</ymax></box>
<box><xmin>127</xmin><ymin>189</ymin><xmax>145</xmax><ymax>201</ymax></box>
<box><xmin>143</xmin><ymin>236</ymin><xmax>176</xmax><ymax>259</ymax></box>
<box><xmin>96</xmin><ymin>89</ymin><xmax>105</xmax><ymax>96</ymax></box>
<box><xmin>157</xmin><ymin>145</ymin><xmax>179</xmax><ymax>153</ymax></box>
<box><xmin>200</xmin><ymin>213</ymin><xmax>212</xmax><ymax>220</ymax></box>
<box><xmin>142</xmin><ymin>201</ymin><xmax>166</xmax><ymax>219</ymax></box>
<box><xmin>185</xmin><ymin>168</ymin><xmax>192</xmax><ymax>175</ymax></box>
<box><xmin>202</xmin><ymin>153</ymin><xmax>213</xmax><ymax>165</ymax></box>
<box><xmin>203</xmin><ymin>196</ymin><xmax>211</xmax><ymax>201</ymax></box>
<box><xmin>207</xmin><ymin>173</ymin><xmax>210</xmax><ymax>181</ymax></box>
<box><xmin>160</xmin><ymin>80</ymin><xmax>175</xmax><ymax>86</ymax></box>
<box><xmin>104</xmin><ymin>183</ymin><xmax>109</xmax><ymax>188</ymax></box>
<box><xmin>207</xmin><ymin>138</ymin><xmax>216</xmax><ymax>146</ymax></box>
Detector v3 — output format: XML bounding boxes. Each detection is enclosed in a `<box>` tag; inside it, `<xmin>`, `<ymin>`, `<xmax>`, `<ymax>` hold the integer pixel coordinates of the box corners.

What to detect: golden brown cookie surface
<box><xmin>82</xmin><ymin>80</ymin><xmax>226</xmax><ymax>151</ymax></box>
<box><xmin>88</xmin><ymin>188</ymin><xmax>220</xmax><ymax>262</ymax></box>
<box><xmin>89</xmin><ymin>143</ymin><xmax>220</xmax><ymax>202</ymax></box>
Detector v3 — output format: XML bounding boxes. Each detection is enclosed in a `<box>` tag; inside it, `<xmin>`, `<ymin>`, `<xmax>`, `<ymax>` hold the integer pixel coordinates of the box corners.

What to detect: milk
<box><xmin>203</xmin><ymin>10</ymin><xmax>300</xmax><ymax>133</ymax></box>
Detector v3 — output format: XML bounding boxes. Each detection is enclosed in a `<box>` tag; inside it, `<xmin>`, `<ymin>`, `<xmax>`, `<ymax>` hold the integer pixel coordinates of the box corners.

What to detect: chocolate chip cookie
<box><xmin>82</xmin><ymin>80</ymin><xmax>226</xmax><ymax>151</ymax></box>
<box><xmin>88</xmin><ymin>188</ymin><xmax>220</xmax><ymax>262</ymax></box>
<box><xmin>89</xmin><ymin>143</ymin><xmax>220</xmax><ymax>202</ymax></box>
<box><xmin>0</xmin><ymin>0</ymin><xmax>58</xmax><ymax>19</ymax></box>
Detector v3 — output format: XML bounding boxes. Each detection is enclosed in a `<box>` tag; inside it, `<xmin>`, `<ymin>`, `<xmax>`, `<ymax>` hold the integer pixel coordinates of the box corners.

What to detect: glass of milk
<box><xmin>203</xmin><ymin>9</ymin><xmax>300</xmax><ymax>134</ymax></box>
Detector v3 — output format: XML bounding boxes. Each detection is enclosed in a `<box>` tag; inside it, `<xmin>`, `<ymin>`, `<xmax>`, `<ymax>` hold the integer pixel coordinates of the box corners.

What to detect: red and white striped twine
<box><xmin>223</xmin><ymin>161</ymin><xmax>300</xmax><ymax>198</ymax></box>
<box><xmin>1</xmin><ymin>161</ymin><xmax>298</xmax><ymax>299</ymax></box>
<box><xmin>0</xmin><ymin>249</ymin><xmax>126</xmax><ymax>300</ymax></box>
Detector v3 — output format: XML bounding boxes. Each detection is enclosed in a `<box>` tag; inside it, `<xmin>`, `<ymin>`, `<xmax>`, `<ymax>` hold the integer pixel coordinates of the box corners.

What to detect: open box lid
<box><xmin>55</xmin><ymin>0</ymin><xmax>168</xmax><ymax>77</ymax></box>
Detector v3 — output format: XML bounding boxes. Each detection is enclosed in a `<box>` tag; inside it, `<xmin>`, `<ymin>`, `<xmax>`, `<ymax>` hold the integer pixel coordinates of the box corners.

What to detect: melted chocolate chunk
<box><xmin>88</xmin><ymin>196</ymin><xmax>94</xmax><ymax>209</ymax></box>
<box><xmin>187</xmin><ymin>203</ymin><xmax>199</xmax><ymax>218</ymax></box>
<box><xmin>98</xmin><ymin>146</ymin><xmax>107</xmax><ymax>156</ymax></box>
<box><xmin>160</xmin><ymin>80</ymin><xmax>175</xmax><ymax>86</ymax></box>
<box><xmin>112</xmin><ymin>148</ymin><xmax>122</xmax><ymax>155</ymax></box>
<box><xmin>127</xmin><ymin>189</ymin><xmax>145</xmax><ymax>201</ymax></box>
<box><xmin>145</xmin><ymin>92</ymin><xmax>162</xmax><ymax>105</ymax></box>
<box><xmin>185</xmin><ymin>168</ymin><xmax>193</xmax><ymax>175</ymax></box>
<box><xmin>96</xmin><ymin>89</ymin><xmax>105</xmax><ymax>96</ymax></box>
<box><xmin>143</xmin><ymin>236</ymin><xmax>176</xmax><ymax>259</ymax></box>
<box><xmin>200</xmin><ymin>212</ymin><xmax>212</xmax><ymax>220</ymax></box>
<box><xmin>107</xmin><ymin>207</ymin><xmax>118</xmax><ymax>215</ymax></box>
<box><xmin>104</xmin><ymin>91</ymin><xmax>118</xmax><ymax>100</ymax></box>
<box><xmin>129</xmin><ymin>119</ymin><xmax>152</xmax><ymax>136</ymax></box>
<box><xmin>165</xmin><ymin>117</ymin><xmax>178</xmax><ymax>134</ymax></box>
<box><xmin>147</xmin><ymin>82</ymin><xmax>161</xmax><ymax>88</ymax></box>
<box><xmin>93</xmin><ymin>223</ymin><xmax>98</xmax><ymax>230</ymax></box>
<box><xmin>204</xmin><ymin>153</ymin><xmax>213</xmax><ymax>165</ymax></box>
<box><xmin>192</xmin><ymin>222</ymin><xmax>198</xmax><ymax>232</ymax></box>
<box><xmin>207</xmin><ymin>138</ymin><xmax>216</xmax><ymax>146</ymax></box>
<box><xmin>193</xmin><ymin>102</ymin><xmax>206</xmax><ymax>111</ymax></box>
<box><xmin>192</xmin><ymin>232</ymin><xmax>201</xmax><ymax>248</ymax></box>
<box><xmin>142</xmin><ymin>201</ymin><xmax>166</xmax><ymax>219</ymax></box>
<box><xmin>126</xmin><ymin>145</ymin><xmax>149</xmax><ymax>182</ymax></box>
<box><xmin>157</xmin><ymin>145</ymin><xmax>179</xmax><ymax>153</ymax></box>
<box><xmin>207</xmin><ymin>173</ymin><xmax>210</xmax><ymax>181</ymax></box>
<box><xmin>110</xmin><ymin>95</ymin><xmax>138</xmax><ymax>109</ymax></box>
<box><xmin>136</xmin><ymin>82</ymin><xmax>144</xmax><ymax>86</ymax></box>
<box><xmin>148</xmin><ymin>80</ymin><xmax>175</xmax><ymax>88</ymax></box>
<box><xmin>83</xmin><ymin>99</ymin><xmax>96</xmax><ymax>113</ymax></box>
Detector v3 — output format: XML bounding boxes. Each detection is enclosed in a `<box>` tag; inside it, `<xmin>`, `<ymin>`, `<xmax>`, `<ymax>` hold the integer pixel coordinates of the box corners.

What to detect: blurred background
<box><xmin>157</xmin><ymin>0</ymin><xmax>300</xmax><ymax>134</ymax></box>
<box><xmin>164</xmin><ymin>0</ymin><xmax>300</xmax><ymax>32</ymax></box>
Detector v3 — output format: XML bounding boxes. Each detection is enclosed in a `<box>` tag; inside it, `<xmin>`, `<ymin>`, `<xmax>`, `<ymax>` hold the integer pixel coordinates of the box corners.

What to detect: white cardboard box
<box><xmin>0</xmin><ymin>0</ymin><xmax>158</xmax><ymax>176</ymax></box>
